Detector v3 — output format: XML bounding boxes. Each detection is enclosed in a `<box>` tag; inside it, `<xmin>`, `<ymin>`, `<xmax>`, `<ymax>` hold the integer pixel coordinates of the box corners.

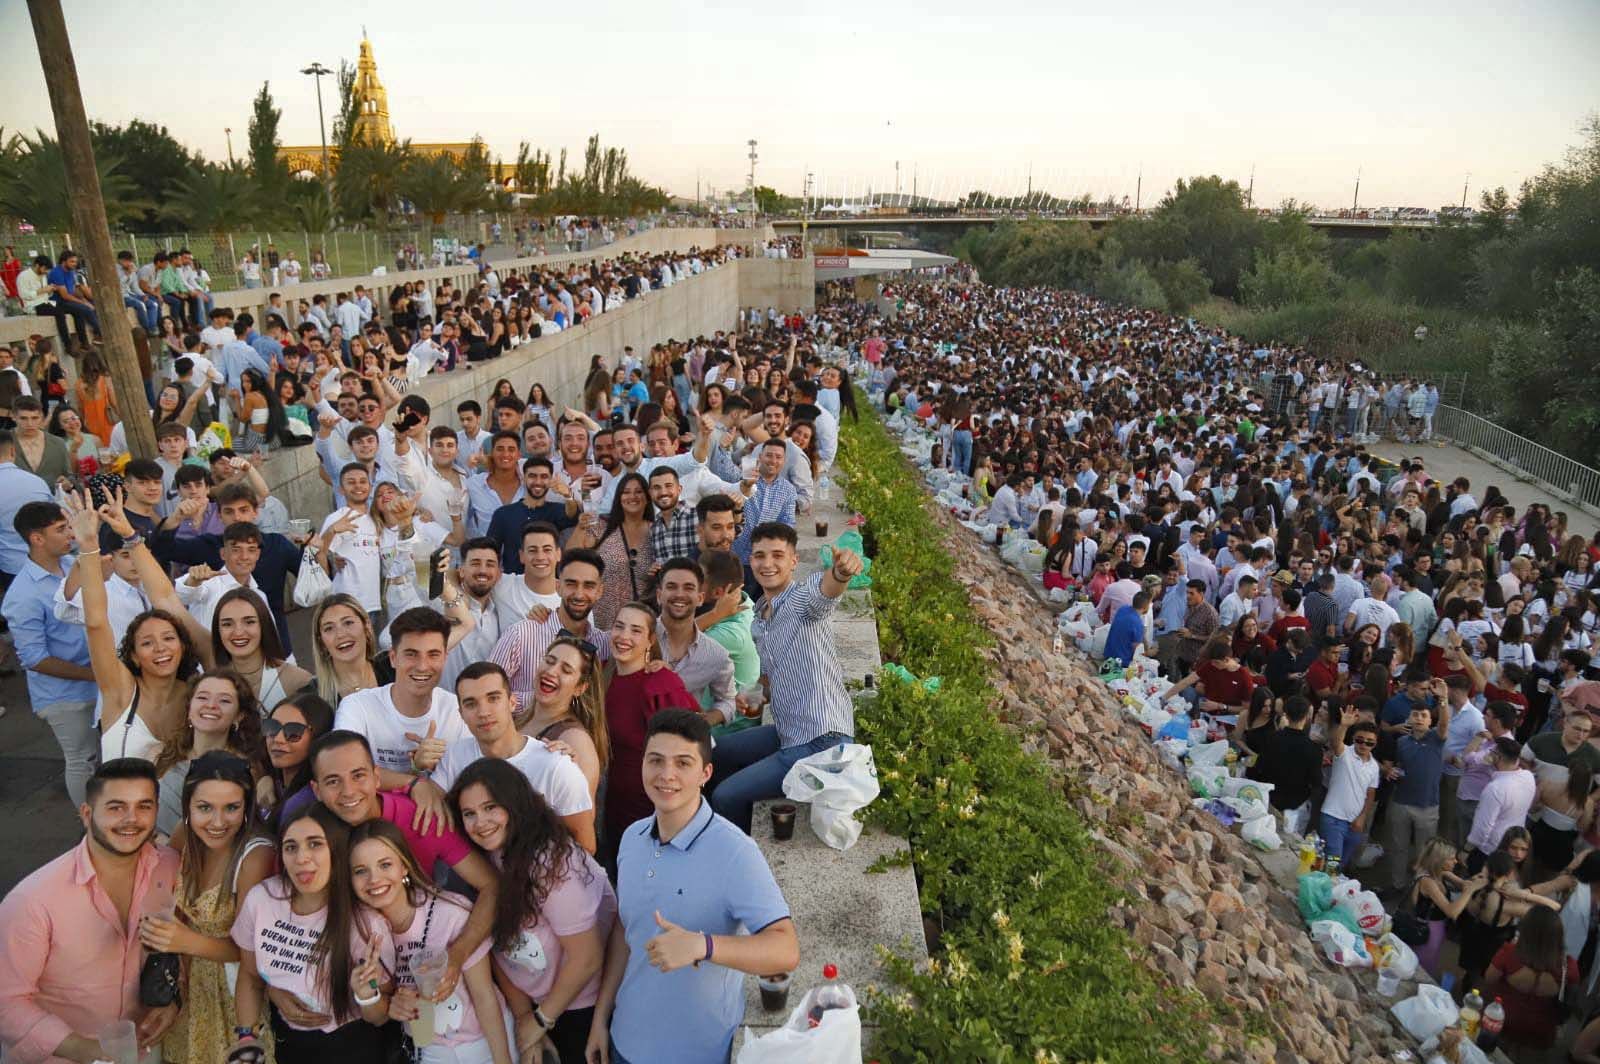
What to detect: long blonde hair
<box><xmin>310</xmin><ymin>594</ymin><xmax>379</xmax><ymax>702</ymax></box>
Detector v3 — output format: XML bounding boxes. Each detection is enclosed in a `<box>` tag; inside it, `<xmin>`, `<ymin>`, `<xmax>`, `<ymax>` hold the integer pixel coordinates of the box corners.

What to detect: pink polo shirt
<box><xmin>0</xmin><ymin>840</ymin><xmax>180</xmax><ymax>1064</ymax></box>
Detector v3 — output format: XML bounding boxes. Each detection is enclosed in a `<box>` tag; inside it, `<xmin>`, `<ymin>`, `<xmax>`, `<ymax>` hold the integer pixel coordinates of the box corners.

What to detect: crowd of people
<box><xmin>0</xmin><ymin>242</ymin><xmax>868</xmax><ymax>1063</ymax></box>
<box><xmin>855</xmin><ymin>274</ymin><xmax>1600</xmax><ymax>1061</ymax></box>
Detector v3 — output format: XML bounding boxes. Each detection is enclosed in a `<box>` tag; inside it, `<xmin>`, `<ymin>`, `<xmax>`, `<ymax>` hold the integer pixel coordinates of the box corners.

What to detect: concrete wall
<box><xmin>262</xmin><ymin>254</ymin><xmax>809</xmax><ymax>518</ymax></box>
<box><xmin>0</xmin><ymin>225</ymin><xmax>760</xmax><ymax>347</ymax></box>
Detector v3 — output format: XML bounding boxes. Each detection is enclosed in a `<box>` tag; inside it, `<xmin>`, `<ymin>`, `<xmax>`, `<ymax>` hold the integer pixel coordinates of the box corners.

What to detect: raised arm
<box><xmin>59</xmin><ymin>491</ymin><xmax>138</xmax><ymax>715</ymax></box>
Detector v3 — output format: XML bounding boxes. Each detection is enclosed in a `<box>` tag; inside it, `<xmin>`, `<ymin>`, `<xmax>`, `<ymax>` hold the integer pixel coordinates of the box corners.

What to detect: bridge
<box><xmin>772</xmin><ymin>213</ymin><xmax>1442</xmax><ymax>240</ymax></box>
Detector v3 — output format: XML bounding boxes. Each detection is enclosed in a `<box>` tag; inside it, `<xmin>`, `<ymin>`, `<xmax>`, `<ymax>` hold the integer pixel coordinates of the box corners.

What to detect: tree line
<box><xmin>0</xmin><ymin>73</ymin><xmax>669</xmax><ymax>238</ymax></box>
<box><xmin>948</xmin><ymin>119</ymin><xmax>1600</xmax><ymax>466</ymax></box>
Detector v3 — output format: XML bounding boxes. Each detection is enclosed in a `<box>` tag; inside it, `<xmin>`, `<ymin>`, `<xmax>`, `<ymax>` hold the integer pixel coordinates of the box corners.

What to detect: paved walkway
<box><xmin>1369</xmin><ymin>437</ymin><xmax>1600</xmax><ymax>527</ymax></box>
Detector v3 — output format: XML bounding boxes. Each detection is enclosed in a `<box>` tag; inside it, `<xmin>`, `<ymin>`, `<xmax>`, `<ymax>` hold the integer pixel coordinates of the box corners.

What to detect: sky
<box><xmin>2</xmin><ymin>0</ymin><xmax>1597</xmax><ymax>211</ymax></box>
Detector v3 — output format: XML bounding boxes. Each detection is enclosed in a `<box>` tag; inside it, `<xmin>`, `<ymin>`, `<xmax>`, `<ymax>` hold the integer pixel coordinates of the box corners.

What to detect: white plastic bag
<box><xmin>1242</xmin><ymin>815</ymin><xmax>1281</xmax><ymax>851</ymax></box>
<box><xmin>1391</xmin><ymin>984</ymin><xmax>1459</xmax><ymax>1041</ymax></box>
<box><xmin>1187</xmin><ymin>765</ymin><xmax>1228</xmax><ymax>798</ymax></box>
<box><xmin>291</xmin><ymin>547</ymin><xmax>333</xmax><ymax>608</ymax></box>
<box><xmin>1335</xmin><ymin>888</ymin><xmax>1388</xmax><ymax>936</ymax></box>
<box><xmin>1084</xmin><ymin>623</ymin><xmax>1109</xmax><ymax>658</ymax></box>
<box><xmin>1218</xmin><ymin>793</ymin><xmax>1272</xmax><ymax>823</ymax></box>
<box><xmin>1187</xmin><ymin>741</ymin><xmax>1230</xmax><ymax>767</ymax></box>
<box><xmin>781</xmin><ymin>744</ymin><xmax>880</xmax><ymax>851</ymax></box>
<box><xmin>1220</xmin><ymin>777</ymin><xmax>1273</xmax><ymax>806</ymax></box>
<box><xmin>1310</xmin><ymin>920</ymin><xmax>1372</xmax><ymax>968</ymax></box>
<box><xmin>1377</xmin><ymin>933</ymin><xmax>1418</xmax><ymax>980</ymax></box>
<box><xmin>1419</xmin><ymin>1031</ymin><xmax>1490</xmax><ymax>1064</ymax></box>
<box><xmin>736</xmin><ymin>983</ymin><xmax>862</xmax><ymax>1064</ymax></box>
<box><xmin>1061</xmin><ymin>601</ymin><xmax>1098</xmax><ymax>629</ymax></box>
<box><xmin>1282</xmin><ymin>802</ymin><xmax>1311</xmax><ymax>837</ymax></box>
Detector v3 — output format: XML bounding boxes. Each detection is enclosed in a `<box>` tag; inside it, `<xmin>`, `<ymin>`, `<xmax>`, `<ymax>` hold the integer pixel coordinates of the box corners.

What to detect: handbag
<box><xmin>139</xmin><ymin>950</ymin><xmax>182</xmax><ymax>1007</ymax></box>
<box><xmin>1390</xmin><ymin>876</ymin><xmax>1431</xmax><ymax>946</ymax></box>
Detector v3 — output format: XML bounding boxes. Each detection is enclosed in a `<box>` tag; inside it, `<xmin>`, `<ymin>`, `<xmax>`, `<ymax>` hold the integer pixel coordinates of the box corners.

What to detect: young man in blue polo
<box><xmin>588</xmin><ymin>709</ymin><xmax>799</xmax><ymax>1064</ymax></box>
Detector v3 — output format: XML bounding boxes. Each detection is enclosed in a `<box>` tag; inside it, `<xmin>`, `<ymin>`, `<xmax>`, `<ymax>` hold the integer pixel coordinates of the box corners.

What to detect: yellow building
<box><xmin>278</xmin><ymin>36</ymin><xmax>514</xmax><ymax>184</ymax></box>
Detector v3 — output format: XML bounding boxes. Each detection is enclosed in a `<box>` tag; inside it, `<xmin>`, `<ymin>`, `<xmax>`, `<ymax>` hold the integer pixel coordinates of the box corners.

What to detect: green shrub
<box><xmin>841</xmin><ymin>404</ymin><xmax>1224</xmax><ymax>1062</ymax></box>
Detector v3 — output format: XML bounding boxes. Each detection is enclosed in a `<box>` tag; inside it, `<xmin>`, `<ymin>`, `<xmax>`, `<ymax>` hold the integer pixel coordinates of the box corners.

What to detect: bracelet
<box><xmin>79</xmin><ymin>549</ymin><xmax>101</xmax><ymax>557</ymax></box>
<box><xmin>121</xmin><ymin>533</ymin><xmax>144</xmax><ymax>549</ymax></box>
<box><xmin>233</xmin><ymin>1025</ymin><xmax>257</xmax><ymax>1041</ymax></box>
<box><xmin>353</xmin><ymin>985</ymin><xmax>382</xmax><ymax>1007</ymax></box>
<box><xmin>702</xmin><ymin>932</ymin><xmax>714</xmax><ymax>965</ymax></box>
<box><xmin>533</xmin><ymin>1006</ymin><xmax>553</xmax><ymax>1031</ymax></box>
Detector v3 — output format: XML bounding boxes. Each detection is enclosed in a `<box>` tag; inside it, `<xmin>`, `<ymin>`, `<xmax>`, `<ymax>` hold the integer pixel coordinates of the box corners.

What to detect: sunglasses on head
<box><xmin>262</xmin><ymin>719</ymin><xmax>310</xmax><ymax>742</ymax></box>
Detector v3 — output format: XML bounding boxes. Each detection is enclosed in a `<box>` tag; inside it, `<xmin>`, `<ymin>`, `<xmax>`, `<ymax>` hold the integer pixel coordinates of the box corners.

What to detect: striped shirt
<box><xmin>489</xmin><ymin>611</ymin><xmax>612</xmax><ymax>709</ymax></box>
<box><xmin>731</xmin><ymin>477</ymin><xmax>797</xmax><ymax>563</ymax></box>
<box><xmin>752</xmin><ymin>572</ymin><xmax>852</xmax><ymax>747</ymax></box>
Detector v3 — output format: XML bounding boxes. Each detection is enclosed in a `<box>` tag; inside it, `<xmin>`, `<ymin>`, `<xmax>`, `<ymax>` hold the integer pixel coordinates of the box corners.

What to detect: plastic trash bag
<box><xmin>1310</xmin><ymin>920</ymin><xmax>1372</xmax><ymax>967</ymax></box>
<box><xmin>1391</xmin><ymin>985</ymin><xmax>1459</xmax><ymax>1042</ymax></box>
<box><xmin>1335</xmin><ymin>887</ymin><xmax>1388</xmax><ymax>936</ymax></box>
<box><xmin>817</xmin><ymin>540</ymin><xmax>872</xmax><ymax>590</ymax></box>
<box><xmin>1187</xmin><ymin>741</ymin><xmax>1230</xmax><ymax>767</ymax></box>
<box><xmin>1218</xmin><ymin>793</ymin><xmax>1271</xmax><ymax>824</ymax></box>
<box><xmin>880</xmin><ymin>663</ymin><xmax>940</xmax><ymax>692</ymax></box>
<box><xmin>1296</xmin><ymin>873</ymin><xmax>1362</xmax><ymax>935</ymax></box>
<box><xmin>1376</xmin><ymin>933</ymin><xmax>1418</xmax><ymax>980</ymax></box>
<box><xmin>1242</xmin><ymin>815</ymin><xmax>1281</xmax><ymax>851</ymax></box>
<box><xmin>781</xmin><ymin>744</ymin><xmax>880</xmax><ymax>851</ymax></box>
<box><xmin>1220</xmin><ymin>777</ymin><xmax>1273</xmax><ymax>806</ymax></box>
<box><xmin>1282</xmin><ymin>802</ymin><xmax>1311</xmax><ymax>837</ymax></box>
<box><xmin>1187</xmin><ymin>765</ymin><xmax>1228</xmax><ymax>799</ymax></box>
<box><xmin>736</xmin><ymin>982</ymin><xmax>862</xmax><ymax>1064</ymax></box>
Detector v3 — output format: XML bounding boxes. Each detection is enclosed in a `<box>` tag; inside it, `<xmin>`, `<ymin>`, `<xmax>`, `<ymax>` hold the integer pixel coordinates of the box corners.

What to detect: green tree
<box><xmin>399</xmin><ymin>140</ymin><xmax>492</xmax><ymax>224</ymax></box>
<box><xmin>165</xmin><ymin>162</ymin><xmax>259</xmax><ymax>231</ymax></box>
<box><xmin>330</xmin><ymin>60</ymin><xmax>361</xmax><ymax>152</ymax></box>
<box><xmin>0</xmin><ymin>130</ymin><xmax>153</xmax><ymax>233</ymax></box>
<box><xmin>1383</xmin><ymin>224</ymin><xmax>1480</xmax><ymax>308</ymax></box>
<box><xmin>1152</xmin><ymin>258</ymin><xmax>1211</xmax><ymax>315</ymax></box>
<box><xmin>334</xmin><ymin>137</ymin><xmax>412</xmax><ymax>222</ymax></box>
<box><xmin>247</xmin><ymin>81</ymin><xmax>290</xmax><ymax>212</ymax></box>
<box><xmin>87</xmin><ymin>119</ymin><xmax>200</xmax><ymax>229</ymax></box>
<box><xmin>1239</xmin><ymin>250</ymin><xmax>1339</xmax><ymax>308</ymax></box>
<box><xmin>752</xmin><ymin>185</ymin><xmax>799</xmax><ymax>214</ymax></box>
<box><xmin>1118</xmin><ymin>175</ymin><xmax>1263</xmax><ymax>297</ymax></box>
<box><xmin>1490</xmin><ymin>267</ymin><xmax>1600</xmax><ymax>463</ymax></box>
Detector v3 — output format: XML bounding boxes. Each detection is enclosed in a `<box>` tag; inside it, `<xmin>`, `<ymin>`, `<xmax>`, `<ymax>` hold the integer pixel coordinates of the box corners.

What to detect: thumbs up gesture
<box><xmin>405</xmin><ymin>721</ymin><xmax>447</xmax><ymax>772</ymax></box>
<box><xmin>644</xmin><ymin>910</ymin><xmax>709</xmax><ymax>973</ymax></box>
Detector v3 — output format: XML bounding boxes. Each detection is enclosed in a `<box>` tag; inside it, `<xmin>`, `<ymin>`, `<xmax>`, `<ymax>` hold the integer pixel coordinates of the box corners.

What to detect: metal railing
<box><xmin>1432</xmin><ymin>405</ymin><xmax>1600</xmax><ymax>515</ymax></box>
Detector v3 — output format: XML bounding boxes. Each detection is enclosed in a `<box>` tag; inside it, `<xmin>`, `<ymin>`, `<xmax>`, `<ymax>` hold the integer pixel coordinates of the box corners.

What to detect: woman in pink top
<box><xmin>450</xmin><ymin>758</ymin><xmax>615</xmax><ymax>1064</ymax></box>
<box><xmin>229</xmin><ymin>805</ymin><xmax>392</xmax><ymax>1062</ymax></box>
<box><xmin>348</xmin><ymin>820</ymin><xmax>515</xmax><ymax>1064</ymax></box>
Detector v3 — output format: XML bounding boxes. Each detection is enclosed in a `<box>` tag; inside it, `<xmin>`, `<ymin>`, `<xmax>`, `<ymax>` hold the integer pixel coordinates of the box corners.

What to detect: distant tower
<box><xmin>351</xmin><ymin>34</ymin><xmax>397</xmax><ymax>146</ymax></box>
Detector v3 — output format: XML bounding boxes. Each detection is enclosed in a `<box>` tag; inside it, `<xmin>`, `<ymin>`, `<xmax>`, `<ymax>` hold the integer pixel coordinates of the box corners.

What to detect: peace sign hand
<box><xmin>351</xmin><ymin>931</ymin><xmax>385</xmax><ymax>1004</ymax></box>
<box><xmin>97</xmin><ymin>486</ymin><xmax>135</xmax><ymax>538</ymax></box>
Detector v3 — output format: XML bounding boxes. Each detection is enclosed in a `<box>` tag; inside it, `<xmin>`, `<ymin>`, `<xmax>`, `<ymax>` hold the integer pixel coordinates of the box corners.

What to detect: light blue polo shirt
<box><xmin>611</xmin><ymin>797</ymin><xmax>790</xmax><ymax>1064</ymax></box>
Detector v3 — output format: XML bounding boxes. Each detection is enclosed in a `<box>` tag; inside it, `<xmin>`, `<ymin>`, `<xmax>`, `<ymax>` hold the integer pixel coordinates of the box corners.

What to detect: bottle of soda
<box><xmin>1477</xmin><ymin>997</ymin><xmax>1504</xmax><ymax>1051</ymax></box>
<box><xmin>1458</xmin><ymin>988</ymin><xmax>1483</xmax><ymax>1040</ymax></box>
<box><xmin>806</xmin><ymin>964</ymin><xmax>851</xmax><ymax>1029</ymax></box>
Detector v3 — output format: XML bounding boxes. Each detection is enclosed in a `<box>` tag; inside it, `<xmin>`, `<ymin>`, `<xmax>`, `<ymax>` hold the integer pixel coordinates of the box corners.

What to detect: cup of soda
<box><xmin>815</xmin><ymin>519</ymin><xmax>829</xmax><ymax>537</ymax></box>
<box><xmin>770</xmin><ymin>803</ymin><xmax>797</xmax><ymax>841</ymax></box>
<box><xmin>758</xmin><ymin>971</ymin><xmax>792</xmax><ymax>1012</ymax></box>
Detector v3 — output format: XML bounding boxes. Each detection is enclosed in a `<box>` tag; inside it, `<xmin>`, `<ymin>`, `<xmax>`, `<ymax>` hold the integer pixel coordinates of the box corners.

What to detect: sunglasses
<box><xmin>261</xmin><ymin>719</ymin><xmax>310</xmax><ymax>742</ymax></box>
<box><xmin>1353</xmin><ymin>738</ymin><xmax>1377</xmax><ymax>748</ymax></box>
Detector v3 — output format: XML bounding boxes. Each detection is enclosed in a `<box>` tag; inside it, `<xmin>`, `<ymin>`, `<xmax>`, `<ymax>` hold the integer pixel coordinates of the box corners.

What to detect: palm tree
<box><xmin>333</xmin><ymin>136</ymin><xmax>413</xmax><ymax>223</ymax></box>
<box><xmin>0</xmin><ymin>129</ymin><xmax>152</xmax><ymax>233</ymax></box>
<box><xmin>289</xmin><ymin>180</ymin><xmax>337</xmax><ymax>233</ymax></box>
<box><xmin>164</xmin><ymin>162</ymin><xmax>258</xmax><ymax>231</ymax></box>
<box><xmin>399</xmin><ymin>145</ymin><xmax>492</xmax><ymax>226</ymax></box>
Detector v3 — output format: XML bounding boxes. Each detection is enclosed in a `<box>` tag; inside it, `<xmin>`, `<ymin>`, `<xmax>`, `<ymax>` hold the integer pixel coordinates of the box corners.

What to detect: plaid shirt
<box><xmin>650</xmin><ymin>504</ymin><xmax>699</xmax><ymax>564</ymax></box>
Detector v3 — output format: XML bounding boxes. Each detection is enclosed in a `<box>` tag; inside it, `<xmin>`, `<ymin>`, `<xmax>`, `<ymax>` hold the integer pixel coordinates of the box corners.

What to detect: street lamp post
<box><xmin>301</xmin><ymin>61</ymin><xmax>335</xmax><ymax>214</ymax></box>
<box><xmin>224</xmin><ymin>126</ymin><xmax>234</xmax><ymax>165</ymax></box>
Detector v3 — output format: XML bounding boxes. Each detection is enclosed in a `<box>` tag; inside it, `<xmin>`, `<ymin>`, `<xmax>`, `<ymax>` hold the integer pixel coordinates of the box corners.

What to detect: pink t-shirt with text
<box><xmin>230</xmin><ymin>880</ymin><xmax>395</xmax><ymax>1032</ymax></box>
<box><xmin>388</xmin><ymin>891</ymin><xmax>507</xmax><ymax>1048</ymax></box>
<box><xmin>494</xmin><ymin>846</ymin><xmax>616</xmax><ymax>1007</ymax></box>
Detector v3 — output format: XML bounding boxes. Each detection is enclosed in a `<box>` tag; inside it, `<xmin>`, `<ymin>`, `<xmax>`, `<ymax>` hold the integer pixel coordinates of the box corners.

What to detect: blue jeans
<box><xmin>710</xmin><ymin>726</ymin><xmax>850</xmax><ymax>833</ymax></box>
<box><xmin>123</xmin><ymin>293</ymin><xmax>160</xmax><ymax>332</ymax></box>
<box><xmin>951</xmin><ymin>429</ymin><xmax>973</xmax><ymax>477</ymax></box>
<box><xmin>1319</xmin><ymin>810</ymin><xmax>1365</xmax><ymax>869</ymax></box>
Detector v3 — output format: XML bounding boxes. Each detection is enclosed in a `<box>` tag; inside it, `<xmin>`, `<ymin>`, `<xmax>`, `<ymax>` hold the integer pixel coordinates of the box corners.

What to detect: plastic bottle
<box><xmin>1476</xmin><ymin>997</ymin><xmax>1504</xmax><ymax>1051</ymax></box>
<box><xmin>1458</xmin><ymin>988</ymin><xmax>1483</xmax><ymax>1040</ymax></box>
<box><xmin>806</xmin><ymin>964</ymin><xmax>851</xmax><ymax>1029</ymax></box>
<box><xmin>1297</xmin><ymin>834</ymin><xmax>1319</xmax><ymax>877</ymax></box>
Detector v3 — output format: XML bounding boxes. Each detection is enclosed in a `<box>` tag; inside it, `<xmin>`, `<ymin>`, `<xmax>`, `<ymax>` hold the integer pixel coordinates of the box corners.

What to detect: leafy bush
<box><xmin>1238</xmin><ymin>250</ymin><xmax>1338</xmax><ymax>309</ymax></box>
<box><xmin>840</xmin><ymin>404</ymin><xmax>1223</xmax><ymax>1062</ymax></box>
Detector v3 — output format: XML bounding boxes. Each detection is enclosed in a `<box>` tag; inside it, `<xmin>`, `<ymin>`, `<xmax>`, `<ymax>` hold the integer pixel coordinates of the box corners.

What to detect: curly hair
<box><xmin>153</xmin><ymin>669</ymin><xmax>266</xmax><ymax>778</ymax></box>
<box><xmin>117</xmin><ymin>608</ymin><xmax>203</xmax><ymax>681</ymax></box>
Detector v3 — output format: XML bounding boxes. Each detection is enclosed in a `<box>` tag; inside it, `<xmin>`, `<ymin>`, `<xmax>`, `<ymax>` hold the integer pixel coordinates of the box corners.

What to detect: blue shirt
<box><xmin>2</xmin><ymin>555</ymin><xmax>96</xmax><ymax>708</ymax></box>
<box><xmin>45</xmin><ymin>265</ymin><xmax>76</xmax><ymax>296</ymax></box>
<box><xmin>1104</xmin><ymin>603</ymin><xmax>1147</xmax><ymax>667</ymax></box>
<box><xmin>1157</xmin><ymin>581</ymin><xmax>1187</xmax><ymax>636</ymax></box>
<box><xmin>217</xmin><ymin>339</ymin><xmax>270</xmax><ymax>394</ymax></box>
<box><xmin>1392</xmin><ymin>730</ymin><xmax>1445</xmax><ymax>809</ymax></box>
<box><xmin>612</xmin><ymin>798</ymin><xmax>790</xmax><ymax>1064</ymax></box>
<box><xmin>753</xmin><ymin>571</ymin><xmax>853</xmax><ymax>747</ymax></box>
<box><xmin>0</xmin><ymin>462</ymin><xmax>53</xmax><ymax>575</ymax></box>
<box><xmin>465</xmin><ymin>473</ymin><xmax>524</xmax><ymax>538</ymax></box>
<box><xmin>485</xmin><ymin>498</ymin><xmax>574</xmax><ymax>573</ymax></box>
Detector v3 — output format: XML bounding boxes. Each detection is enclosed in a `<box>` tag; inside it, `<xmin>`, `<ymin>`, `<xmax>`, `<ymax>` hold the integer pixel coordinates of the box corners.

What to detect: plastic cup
<box><xmin>99</xmin><ymin>1019</ymin><xmax>138</xmax><ymax>1064</ymax></box>
<box><xmin>758</xmin><ymin>971</ymin><xmax>792</xmax><ymax>1011</ymax></box>
<box><xmin>770</xmin><ymin>803</ymin><xmax>797</xmax><ymax>841</ymax></box>
<box><xmin>815</xmin><ymin>520</ymin><xmax>829</xmax><ymax>537</ymax></box>
<box><xmin>410</xmin><ymin>947</ymin><xmax>448</xmax><ymax>1047</ymax></box>
<box><xmin>287</xmin><ymin>518</ymin><xmax>312</xmax><ymax>538</ymax></box>
<box><xmin>738</xmin><ymin>684</ymin><xmax>766</xmax><ymax>719</ymax></box>
<box><xmin>1376</xmin><ymin>966</ymin><xmax>1401</xmax><ymax>997</ymax></box>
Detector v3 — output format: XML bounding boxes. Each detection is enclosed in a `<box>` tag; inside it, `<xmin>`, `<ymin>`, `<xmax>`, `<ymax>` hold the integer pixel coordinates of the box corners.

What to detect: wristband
<box><xmin>354</xmin><ymin>984</ymin><xmax>381</xmax><ymax>1007</ymax></box>
<box><xmin>406</xmin><ymin>772</ymin><xmax>429</xmax><ymax>795</ymax></box>
<box><xmin>533</xmin><ymin>1006</ymin><xmax>553</xmax><ymax>1031</ymax></box>
<box><xmin>233</xmin><ymin>1026</ymin><xmax>257</xmax><ymax>1040</ymax></box>
<box><xmin>703</xmin><ymin>932</ymin><xmax>714</xmax><ymax>964</ymax></box>
<box><xmin>121</xmin><ymin>534</ymin><xmax>144</xmax><ymax>550</ymax></box>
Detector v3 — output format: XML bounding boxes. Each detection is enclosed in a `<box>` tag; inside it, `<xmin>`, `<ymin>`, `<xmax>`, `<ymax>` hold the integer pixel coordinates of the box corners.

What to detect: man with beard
<box><xmin>435</xmin><ymin>537</ymin><xmax>503</xmax><ymax>693</ymax></box>
<box><xmin>490</xmin><ymin>550</ymin><xmax>612</xmax><ymax>708</ymax></box>
<box><xmin>485</xmin><ymin>457</ymin><xmax>577</xmax><ymax>573</ymax></box>
<box><xmin>307</xmin><ymin>730</ymin><xmax>497</xmax><ymax>1003</ymax></box>
<box><xmin>0</xmin><ymin>759</ymin><xmax>180</xmax><ymax>1062</ymax></box>
<box><xmin>554</xmin><ymin>417</ymin><xmax>610</xmax><ymax>501</ymax></box>
<box><xmin>648</xmin><ymin>467</ymin><xmax>701</xmax><ymax>567</ymax></box>
<box><xmin>656</xmin><ymin>558</ymin><xmax>736</xmax><ymax>724</ymax></box>
<box><xmin>594</xmin><ymin>423</ymin><xmax>711</xmax><ymax>513</ymax></box>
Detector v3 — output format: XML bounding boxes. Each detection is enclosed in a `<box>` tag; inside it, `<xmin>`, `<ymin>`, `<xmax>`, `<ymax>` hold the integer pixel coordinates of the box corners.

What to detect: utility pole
<box><xmin>802</xmin><ymin>170</ymin><xmax>813</xmax><ymax>246</ymax></box>
<box><xmin>1135</xmin><ymin>165</ymin><xmax>1142</xmax><ymax>212</ymax></box>
<box><xmin>301</xmin><ymin>62</ymin><xmax>335</xmax><ymax>214</ymax></box>
<box><xmin>1461</xmin><ymin>172</ymin><xmax>1470</xmax><ymax>210</ymax></box>
<box><xmin>1352</xmin><ymin>168</ymin><xmax>1361</xmax><ymax>212</ymax></box>
<box><xmin>894</xmin><ymin>159</ymin><xmax>900</xmax><ymax>198</ymax></box>
<box><xmin>25</xmin><ymin>0</ymin><xmax>156</xmax><ymax>458</ymax></box>
<box><xmin>225</xmin><ymin>126</ymin><xmax>234</xmax><ymax>165</ymax></box>
<box><xmin>1246</xmin><ymin>164</ymin><xmax>1255</xmax><ymax>209</ymax></box>
<box><xmin>746</xmin><ymin>139</ymin><xmax>758</xmax><ymax>216</ymax></box>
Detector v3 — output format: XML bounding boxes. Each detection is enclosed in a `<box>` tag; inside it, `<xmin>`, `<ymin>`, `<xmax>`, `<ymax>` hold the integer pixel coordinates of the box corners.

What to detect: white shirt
<box><xmin>319</xmin><ymin>508</ymin><xmax>383</xmax><ymax>612</ymax></box>
<box><xmin>432</xmin><ymin>735</ymin><xmax>592</xmax><ymax>815</ymax></box>
<box><xmin>175</xmin><ymin>570</ymin><xmax>267</xmax><ymax>631</ymax></box>
<box><xmin>1323</xmin><ymin>744</ymin><xmax>1381</xmax><ymax>823</ymax></box>
<box><xmin>1218</xmin><ymin>593</ymin><xmax>1251</xmax><ymax>629</ymax></box>
<box><xmin>493</xmin><ymin>579</ymin><xmax>561</xmax><ymax>634</ymax></box>
<box><xmin>199</xmin><ymin>325</ymin><xmax>233</xmax><ymax>355</ymax></box>
<box><xmin>1347</xmin><ymin>597</ymin><xmax>1401</xmax><ymax>641</ymax></box>
<box><xmin>333</xmin><ymin>684</ymin><xmax>468</xmax><ymax>775</ymax></box>
<box><xmin>54</xmin><ymin>572</ymin><xmax>149</xmax><ymax>637</ymax></box>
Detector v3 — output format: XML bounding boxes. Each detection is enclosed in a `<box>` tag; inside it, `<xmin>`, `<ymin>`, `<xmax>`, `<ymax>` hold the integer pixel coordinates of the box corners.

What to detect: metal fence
<box><xmin>1432</xmin><ymin>404</ymin><xmax>1600</xmax><ymax>515</ymax></box>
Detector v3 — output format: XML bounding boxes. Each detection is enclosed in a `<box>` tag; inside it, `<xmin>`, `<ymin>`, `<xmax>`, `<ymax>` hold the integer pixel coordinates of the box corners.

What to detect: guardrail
<box><xmin>1433</xmin><ymin>404</ymin><xmax>1600</xmax><ymax>516</ymax></box>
